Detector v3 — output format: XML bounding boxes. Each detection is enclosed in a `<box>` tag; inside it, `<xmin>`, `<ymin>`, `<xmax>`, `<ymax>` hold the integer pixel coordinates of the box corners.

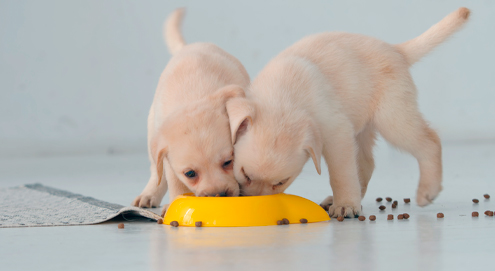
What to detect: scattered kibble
<box><xmin>437</xmin><ymin>213</ymin><xmax>444</xmax><ymax>218</ymax></box>
<box><xmin>387</xmin><ymin>214</ymin><xmax>394</xmax><ymax>220</ymax></box>
<box><xmin>170</xmin><ymin>221</ymin><xmax>179</xmax><ymax>227</ymax></box>
<box><xmin>391</xmin><ymin>204</ymin><xmax>397</xmax><ymax>209</ymax></box>
<box><xmin>376</xmin><ymin>197</ymin><xmax>383</xmax><ymax>202</ymax></box>
<box><xmin>403</xmin><ymin>213</ymin><xmax>410</xmax><ymax>219</ymax></box>
<box><xmin>386</xmin><ymin>197</ymin><xmax>392</xmax><ymax>202</ymax></box>
<box><xmin>337</xmin><ymin>216</ymin><xmax>344</xmax><ymax>222</ymax></box>
<box><xmin>157</xmin><ymin>219</ymin><xmax>163</xmax><ymax>224</ymax></box>
<box><xmin>379</xmin><ymin>205</ymin><xmax>386</xmax><ymax>211</ymax></box>
<box><xmin>485</xmin><ymin>211</ymin><xmax>490</xmax><ymax>216</ymax></box>
<box><xmin>472</xmin><ymin>212</ymin><xmax>479</xmax><ymax>217</ymax></box>
<box><xmin>397</xmin><ymin>214</ymin><xmax>404</xmax><ymax>220</ymax></box>
<box><xmin>300</xmin><ymin>218</ymin><xmax>308</xmax><ymax>224</ymax></box>
<box><xmin>282</xmin><ymin>218</ymin><xmax>290</xmax><ymax>225</ymax></box>
<box><xmin>118</xmin><ymin>223</ymin><xmax>124</xmax><ymax>229</ymax></box>
<box><xmin>473</xmin><ymin>199</ymin><xmax>479</xmax><ymax>204</ymax></box>
<box><xmin>358</xmin><ymin>216</ymin><xmax>366</xmax><ymax>221</ymax></box>
<box><xmin>369</xmin><ymin>215</ymin><xmax>377</xmax><ymax>221</ymax></box>
<box><xmin>484</xmin><ymin>194</ymin><xmax>490</xmax><ymax>199</ymax></box>
<box><xmin>404</xmin><ymin>198</ymin><xmax>411</xmax><ymax>203</ymax></box>
<box><xmin>393</xmin><ymin>200</ymin><xmax>398</xmax><ymax>205</ymax></box>
<box><xmin>195</xmin><ymin>221</ymin><xmax>202</xmax><ymax>227</ymax></box>
<box><xmin>276</xmin><ymin>220</ymin><xmax>283</xmax><ymax>225</ymax></box>
<box><xmin>487</xmin><ymin>211</ymin><xmax>494</xmax><ymax>217</ymax></box>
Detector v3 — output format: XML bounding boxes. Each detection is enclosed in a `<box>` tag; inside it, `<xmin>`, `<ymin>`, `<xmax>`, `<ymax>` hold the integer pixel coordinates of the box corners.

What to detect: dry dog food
<box><xmin>391</xmin><ymin>204</ymin><xmax>397</xmax><ymax>209</ymax></box>
<box><xmin>358</xmin><ymin>216</ymin><xmax>366</xmax><ymax>221</ymax></box>
<box><xmin>387</xmin><ymin>214</ymin><xmax>394</xmax><ymax>220</ymax></box>
<box><xmin>300</xmin><ymin>218</ymin><xmax>308</xmax><ymax>224</ymax></box>
<box><xmin>369</xmin><ymin>215</ymin><xmax>376</xmax><ymax>221</ymax></box>
<box><xmin>276</xmin><ymin>220</ymin><xmax>283</xmax><ymax>225</ymax></box>
<box><xmin>282</xmin><ymin>218</ymin><xmax>290</xmax><ymax>225</ymax></box>
<box><xmin>404</xmin><ymin>198</ymin><xmax>411</xmax><ymax>203</ymax></box>
<box><xmin>484</xmin><ymin>211</ymin><xmax>490</xmax><ymax>215</ymax></box>
<box><xmin>118</xmin><ymin>223</ymin><xmax>124</xmax><ymax>229</ymax></box>
<box><xmin>337</xmin><ymin>216</ymin><xmax>344</xmax><ymax>222</ymax></box>
<box><xmin>386</xmin><ymin>197</ymin><xmax>392</xmax><ymax>202</ymax></box>
<box><xmin>484</xmin><ymin>194</ymin><xmax>490</xmax><ymax>199</ymax></box>
<box><xmin>170</xmin><ymin>221</ymin><xmax>179</xmax><ymax>227</ymax></box>
<box><xmin>403</xmin><ymin>213</ymin><xmax>410</xmax><ymax>219</ymax></box>
<box><xmin>397</xmin><ymin>214</ymin><xmax>404</xmax><ymax>220</ymax></box>
<box><xmin>379</xmin><ymin>205</ymin><xmax>386</xmax><ymax>210</ymax></box>
<box><xmin>437</xmin><ymin>213</ymin><xmax>444</xmax><ymax>218</ymax></box>
<box><xmin>472</xmin><ymin>199</ymin><xmax>479</xmax><ymax>203</ymax></box>
<box><xmin>157</xmin><ymin>219</ymin><xmax>163</xmax><ymax>224</ymax></box>
<box><xmin>487</xmin><ymin>211</ymin><xmax>494</xmax><ymax>217</ymax></box>
<box><xmin>472</xmin><ymin>212</ymin><xmax>479</xmax><ymax>217</ymax></box>
<box><xmin>195</xmin><ymin>221</ymin><xmax>202</xmax><ymax>227</ymax></box>
<box><xmin>376</xmin><ymin>197</ymin><xmax>383</xmax><ymax>202</ymax></box>
<box><xmin>393</xmin><ymin>200</ymin><xmax>398</xmax><ymax>205</ymax></box>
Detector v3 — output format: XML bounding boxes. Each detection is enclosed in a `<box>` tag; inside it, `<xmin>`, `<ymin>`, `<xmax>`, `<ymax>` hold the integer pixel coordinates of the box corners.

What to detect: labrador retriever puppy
<box><xmin>132</xmin><ymin>8</ymin><xmax>250</xmax><ymax>216</ymax></box>
<box><xmin>227</xmin><ymin>8</ymin><xmax>470</xmax><ymax>217</ymax></box>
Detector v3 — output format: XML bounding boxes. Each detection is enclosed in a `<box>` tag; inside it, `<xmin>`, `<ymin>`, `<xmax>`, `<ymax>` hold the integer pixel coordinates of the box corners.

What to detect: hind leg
<box><xmin>356</xmin><ymin>124</ymin><xmax>377</xmax><ymax>198</ymax></box>
<box><xmin>374</xmin><ymin>85</ymin><xmax>442</xmax><ymax>206</ymax></box>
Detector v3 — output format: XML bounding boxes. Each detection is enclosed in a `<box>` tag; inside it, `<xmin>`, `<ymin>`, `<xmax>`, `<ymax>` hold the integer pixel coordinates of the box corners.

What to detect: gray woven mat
<box><xmin>0</xmin><ymin>183</ymin><xmax>162</xmax><ymax>228</ymax></box>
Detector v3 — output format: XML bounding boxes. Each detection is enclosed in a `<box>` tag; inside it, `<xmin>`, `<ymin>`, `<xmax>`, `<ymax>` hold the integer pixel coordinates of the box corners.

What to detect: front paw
<box><xmin>327</xmin><ymin>202</ymin><xmax>361</xmax><ymax>218</ymax></box>
<box><xmin>132</xmin><ymin>193</ymin><xmax>162</xmax><ymax>208</ymax></box>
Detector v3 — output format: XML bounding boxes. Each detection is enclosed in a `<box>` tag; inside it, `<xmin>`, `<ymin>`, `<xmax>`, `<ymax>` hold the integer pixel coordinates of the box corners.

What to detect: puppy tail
<box><xmin>164</xmin><ymin>8</ymin><xmax>187</xmax><ymax>55</ymax></box>
<box><xmin>395</xmin><ymin>7</ymin><xmax>470</xmax><ymax>66</ymax></box>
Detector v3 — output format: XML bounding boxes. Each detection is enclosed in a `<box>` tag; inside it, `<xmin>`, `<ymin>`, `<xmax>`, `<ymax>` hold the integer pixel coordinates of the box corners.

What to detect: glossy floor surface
<box><xmin>1</xmin><ymin>141</ymin><xmax>495</xmax><ymax>271</ymax></box>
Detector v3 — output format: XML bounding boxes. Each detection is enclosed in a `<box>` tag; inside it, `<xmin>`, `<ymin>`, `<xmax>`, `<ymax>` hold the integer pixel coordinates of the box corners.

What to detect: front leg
<box><xmin>322</xmin><ymin>125</ymin><xmax>362</xmax><ymax>218</ymax></box>
<box><xmin>133</xmin><ymin>164</ymin><xmax>168</xmax><ymax>208</ymax></box>
<box><xmin>161</xmin><ymin>160</ymin><xmax>192</xmax><ymax>217</ymax></box>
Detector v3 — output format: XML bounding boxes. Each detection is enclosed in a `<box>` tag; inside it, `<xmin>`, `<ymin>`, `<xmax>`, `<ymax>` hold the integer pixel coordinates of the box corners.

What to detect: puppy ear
<box><xmin>211</xmin><ymin>84</ymin><xmax>246</xmax><ymax>102</ymax></box>
<box><xmin>303</xmin><ymin>121</ymin><xmax>322</xmax><ymax>175</ymax></box>
<box><xmin>150</xmin><ymin>134</ymin><xmax>168</xmax><ymax>186</ymax></box>
<box><xmin>226</xmin><ymin>97</ymin><xmax>255</xmax><ymax>144</ymax></box>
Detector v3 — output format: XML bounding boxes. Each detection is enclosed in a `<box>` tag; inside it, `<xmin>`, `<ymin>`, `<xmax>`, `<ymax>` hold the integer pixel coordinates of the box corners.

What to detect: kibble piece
<box><xmin>472</xmin><ymin>199</ymin><xmax>479</xmax><ymax>204</ymax></box>
<box><xmin>195</xmin><ymin>221</ymin><xmax>202</xmax><ymax>227</ymax></box>
<box><xmin>282</xmin><ymin>218</ymin><xmax>290</xmax><ymax>225</ymax></box>
<box><xmin>472</xmin><ymin>212</ymin><xmax>479</xmax><ymax>217</ymax></box>
<box><xmin>437</xmin><ymin>213</ymin><xmax>444</xmax><ymax>218</ymax></box>
<box><xmin>276</xmin><ymin>220</ymin><xmax>283</xmax><ymax>225</ymax></box>
<box><xmin>393</xmin><ymin>200</ymin><xmax>398</xmax><ymax>205</ymax></box>
<box><xmin>157</xmin><ymin>219</ymin><xmax>163</xmax><ymax>224</ymax></box>
<box><xmin>379</xmin><ymin>205</ymin><xmax>386</xmax><ymax>211</ymax></box>
<box><xmin>387</xmin><ymin>214</ymin><xmax>394</xmax><ymax>220</ymax></box>
<box><xmin>488</xmin><ymin>211</ymin><xmax>494</xmax><ymax>217</ymax></box>
<box><xmin>404</xmin><ymin>198</ymin><xmax>411</xmax><ymax>203</ymax></box>
<box><xmin>397</xmin><ymin>214</ymin><xmax>404</xmax><ymax>220</ymax></box>
<box><xmin>300</xmin><ymin>218</ymin><xmax>308</xmax><ymax>224</ymax></box>
<box><xmin>484</xmin><ymin>194</ymin><xmax>490</xmax><ymax>199</ymax></box>
<box><xmin>403</xmin><ymin>213</ymin><xmax>410</xmax><ymax>219</ymax></box>
<box><xmin>386</xmin><ymin>197</ymin><xmax>392</xmax><ymax>202</ymax></box>
<box><xmin>118</xmin><ymin>223</ymin><xmax>124</xmax><ymax>229</ymax></box>
<box><xmin>358</xmin><ymin>216</ymin><xmax>366</xmax><ymax>221</ymax></box>
<box><xmin>337</xmin><ymin>216</ymin><xmax>344</xmax><ymax>222</ymax></box>
<box><xmin>391</xmin><ymin>204</ymin><xmax>397</xmax><ymax>209</ymax></box>
<box><xmin>369</xmin><ymin>215</ymin><xmax>376</xmax><ymax>221</ymax></box>
<box><xmin>170</xmin><ymin>221</ymin><xmax>179</xmax><ymax>227</ymax></box>
<box><xmin>484</xmin><ymin>210</ymin><xmax>490</xmax><ymax>215</ymax></box>
<box><xmin>376</xmin><ymin>197</ymin><xmax>383</xmax><ymax>202</ymax></box>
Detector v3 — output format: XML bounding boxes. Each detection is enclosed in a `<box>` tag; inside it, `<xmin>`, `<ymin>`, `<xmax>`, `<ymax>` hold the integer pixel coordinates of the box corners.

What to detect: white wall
<box><xmin>1</xmin><ymin>0</ymin><xmax>493</xmax><ymax>157</ymax></box>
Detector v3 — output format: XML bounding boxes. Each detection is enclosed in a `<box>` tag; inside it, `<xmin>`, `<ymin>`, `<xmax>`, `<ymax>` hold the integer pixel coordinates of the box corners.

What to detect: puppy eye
<box><xmin>184</xmin><ymin>170</ymin><xmax>196</xmax><ymax>178</ymax></box>
<box><xmin>275</xmin><ymin>181</ymin><xmax>284</xmax><ymax>186</ymax></box>
<box><xmin>222</xmin><ymin>160</ymin><xmax>233</xmax><ymax>169</ymax></box>
<box><xmin>272</xmin><ymin>178</ymin><xmax>289</xmax><ymax>190</ymax></box>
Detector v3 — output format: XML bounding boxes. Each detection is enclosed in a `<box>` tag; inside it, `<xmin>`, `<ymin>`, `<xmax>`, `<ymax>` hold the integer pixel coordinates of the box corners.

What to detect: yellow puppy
<box><xmin>227</xmin><ymin>8</ymin><xmax>470</xmax><ymax>217</ymax></box>
<box><xmin>133</xmin><ymin>9</ymin><xmax>250</xmax><ymax>216</ymax></box>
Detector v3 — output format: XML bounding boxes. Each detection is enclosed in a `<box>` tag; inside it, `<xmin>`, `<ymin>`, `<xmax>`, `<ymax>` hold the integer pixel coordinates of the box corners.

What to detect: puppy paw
<box><xmin>319</xmin><ymin>196</ymin><xmax>334</xmax><ymax>211</ymax></box>
<box><xmin>327</xmin><ymin>203</ymin><xmax>361</xmax><ymax>218</ymax></box>
<box><xmin>416</xmin><ymin>183</ymin><xmax>442</xmax><ymax>207</ymax></box>
<box><xmin>132</xmin><ymin>193</ymin><xmax>161</xmax><ymax>208</ymax></box>
<box><xmin>161</xmin><ymin>204</ymin><xmax>170</xmax><ymax>217</ymax></box>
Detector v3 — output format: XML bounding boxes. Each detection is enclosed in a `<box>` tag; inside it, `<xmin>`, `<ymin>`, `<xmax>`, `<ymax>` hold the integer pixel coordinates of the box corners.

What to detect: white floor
<box><xmin>1</xmin><ymin>140</ymin><xmax>495</xmax><ymax>271</ymax></box>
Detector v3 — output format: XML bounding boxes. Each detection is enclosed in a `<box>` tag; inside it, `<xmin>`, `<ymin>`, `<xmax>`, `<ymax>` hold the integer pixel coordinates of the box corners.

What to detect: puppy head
<box><xmin>227</xmin><ymin>98</ymin><xmax>322</xmax><ymax>196</ymax></box>
<box><xmin>152</xmin><ymin>85</ymin><xmax>246</xmax><ymax>197</ymax></box>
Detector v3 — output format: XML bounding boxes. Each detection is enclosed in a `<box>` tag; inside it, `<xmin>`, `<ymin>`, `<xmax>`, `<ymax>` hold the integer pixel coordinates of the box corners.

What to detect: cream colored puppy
<box><xmin>132</xmin><ymin>9</ymin><xmax>250</xmax><ymax>215</ymax></box>
<box><xmin>227</xmin><ymin>8</ymin><xmax>470</xmax><ymax>217</ymax></box>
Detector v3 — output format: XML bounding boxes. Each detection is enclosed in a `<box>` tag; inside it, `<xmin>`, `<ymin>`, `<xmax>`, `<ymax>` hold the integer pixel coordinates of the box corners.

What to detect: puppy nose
<box><xmin>219</xmin><ymin>191</ymin><xmax>228</xmax><ymax>197</ymax></box>
<box><xmin>209</xmin><ymin>191</ymin><xmax>228</xmax><ymax>197</ymax></box>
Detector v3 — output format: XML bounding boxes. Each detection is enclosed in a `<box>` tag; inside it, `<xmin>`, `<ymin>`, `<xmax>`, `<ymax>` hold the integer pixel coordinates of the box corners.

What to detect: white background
<box><xmin>1</xmin><ymin>0</ymin><xmax>493</xmax><ymax>158</ymax></box>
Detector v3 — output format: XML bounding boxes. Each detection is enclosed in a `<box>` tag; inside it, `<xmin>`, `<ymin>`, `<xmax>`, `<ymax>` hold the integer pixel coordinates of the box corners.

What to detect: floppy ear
<box><xmin>303</xmin><ymin>121</ymin><xmax>322</xmax><ymax>175</ymax></box>
<box><xmin>150</xmin><ymin>134</ymin><xmax>168</xmax><ymax>186</ymax></box>
<box><xmin>226</xmin><ymin>97</ymin><xmax>255</xmax><ymax>144</ymax></box>
<box><xmin>211</xmin><ymin>84</ymin><xmax>246</xmax><ymax>103</ymax></box>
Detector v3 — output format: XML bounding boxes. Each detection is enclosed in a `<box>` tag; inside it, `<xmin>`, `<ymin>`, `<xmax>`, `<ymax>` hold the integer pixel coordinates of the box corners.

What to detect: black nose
<box><xmin>219</xmin><ymin>191</ymin><xmax>228</xmax><ymax>197</ymax></box>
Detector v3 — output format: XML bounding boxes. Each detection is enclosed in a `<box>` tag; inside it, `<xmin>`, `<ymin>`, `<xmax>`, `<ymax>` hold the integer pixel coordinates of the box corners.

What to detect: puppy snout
<box><xmin>208</xmin><ymin>190</ymin><xmax>228</xmax><ymax>197</ymax></box>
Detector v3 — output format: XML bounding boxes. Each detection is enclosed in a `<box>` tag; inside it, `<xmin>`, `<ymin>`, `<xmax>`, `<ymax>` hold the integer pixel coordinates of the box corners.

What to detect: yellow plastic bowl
<box><xmin>163</xmin><ymin>193</ymin><xmax>330</xmax><ymax>227</ymax></box>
